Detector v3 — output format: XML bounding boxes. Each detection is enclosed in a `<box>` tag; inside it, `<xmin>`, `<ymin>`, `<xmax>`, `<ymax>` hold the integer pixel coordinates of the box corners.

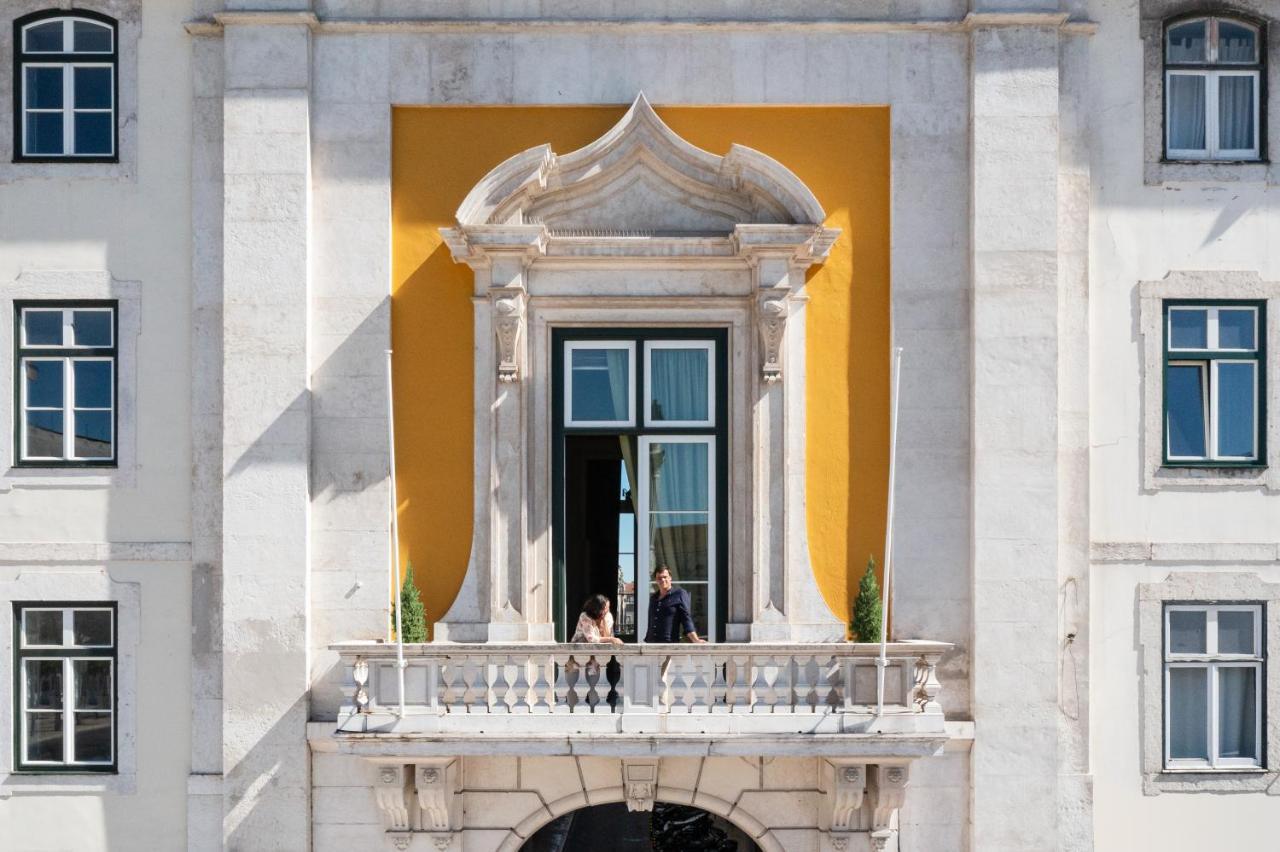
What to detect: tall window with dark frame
<box><xmin>1163</xmin><ymin>301</ymin><xmax>1265</xmax><ymax>466</ymax></box>
<box><xmin>15</xmin><ymin>302</ymin><xmax>117</xmax><ymax>465</ymax></box>
<box><xmin>1165</xmin><ymin>14</ymin><xmax>1264</xmax><ymax>161</ymax></box>
<box><xmin>13</xmin><ymin>10</ymin><xmax>117</xmax><ymax>161</ymax></box>
<box><xmin>13</xmin><ymin>604</ymin><xmax>117</xmax><ymax>772</ymax></box>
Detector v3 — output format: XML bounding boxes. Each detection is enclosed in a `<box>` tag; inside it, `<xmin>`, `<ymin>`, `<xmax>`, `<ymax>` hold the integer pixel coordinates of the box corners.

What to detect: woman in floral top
<box><xmin>571</xmin><ymin>594</ymin><xmax>624</xmax><ymax>644</ymax></box>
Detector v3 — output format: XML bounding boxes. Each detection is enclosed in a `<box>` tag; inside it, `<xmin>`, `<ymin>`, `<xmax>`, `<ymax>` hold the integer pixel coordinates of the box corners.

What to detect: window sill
<box><xmin>1159</xmin><ymin>766</ymin><xmax>1266</xmax><ymax>774</ymax></box>
<box><xmin>1144</xmin><ymin>767</ymin><xmax>1278</xmax><ymax>796</ymax></box>
<box><xmin>0</xmin><ymin>771</ymin><xmax>135</xmax><ymax>797</ymax></box>
<box><xmin>1147</xmin><ymin>463</ymin><xmax>1276</xmax><ymax>491</ymax></box>
<box><xmin>0</xmin><ymin>465</ymin><xmax>131</xmax><ymax>492</ymax></box>
<box><xmin>1145</xmin><ymin>160</ymin><xmax>1275</xmax><ymax>186</ymax></box>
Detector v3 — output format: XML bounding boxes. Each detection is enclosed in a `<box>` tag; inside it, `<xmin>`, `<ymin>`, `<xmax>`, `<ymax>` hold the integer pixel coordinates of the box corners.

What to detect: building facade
<box><xmin>0</xmin><ymin>1</ymin><xmax>1278</xmax><ymax>850</ymax></box>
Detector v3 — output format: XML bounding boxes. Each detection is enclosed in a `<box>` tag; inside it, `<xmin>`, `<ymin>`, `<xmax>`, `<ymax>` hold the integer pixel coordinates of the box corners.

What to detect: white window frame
<box><xmin>17</xmin><ymin>16</ymin><xmax>116</xmax><ymax>159</ymax></box>
<box><xmin>1163</xmin><ymin>604</ymin><xmax>1264</xmax><ymax>770</ymax></box>
<box><xmin>643</xmin><ymin>340</ymin><xmax>716</xmax><ymax>428</ymax></box>
<box><xmin>636</xmin><ymin>434</ymin><xmax>717</xmax><ymax>643</ymax></box>
<box><xmin>563</xmin><ymin>340</ymin><xmax>636</xmax><ymax>428</ymax></box>
<box><xmin>1164</xmin><ymin>15</ymin><xmax>1263</xmax><ymax>162</ymax></box>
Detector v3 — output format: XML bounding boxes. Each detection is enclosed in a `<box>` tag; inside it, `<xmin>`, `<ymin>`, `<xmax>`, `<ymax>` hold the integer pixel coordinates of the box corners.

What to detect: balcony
<box><xmin>328</xmin><ymin>641</ymin><xmax>951</xmax><ymax>760</ymax></box>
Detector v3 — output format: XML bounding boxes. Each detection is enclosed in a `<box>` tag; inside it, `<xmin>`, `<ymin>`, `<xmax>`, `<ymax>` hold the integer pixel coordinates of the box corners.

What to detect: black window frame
<box><xmin>12</xmin><ymin>8</ymin><xmax>120</xmax><ymax>164</ymax></box>
<box><xmin>14</xmin><ymin>299</ymin><xmax>119</xmax><ymax>468</ymax></box>
<box><xmin>12</xmin><ymin>601</ymin><xmax>119</xmax><ymax>774</ymax></box>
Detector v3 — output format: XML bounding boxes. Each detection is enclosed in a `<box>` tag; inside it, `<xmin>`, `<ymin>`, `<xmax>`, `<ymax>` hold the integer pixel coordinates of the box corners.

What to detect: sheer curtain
<box><xmin>1217</xmin><ymin>667</ymin><xmax>1257</xmax><ymax>759</ymax></box>
<box><xmin>606</xmin><ymin>348</ymin><xmax>629</xmax><ymax>420</ymax></box>
<box><xmin>649</xmin><ymin>442</ymin><xmax>709</xmax><ymax>584</ymax></box>
<box><xmin>650</xmin><ymin>348</ymin><xmax>708</xmax><ymax>422</ymax></box>
<box><xmin>1168</xmin><ymin>667</ymin><xmax>1208</xmax><ymax>759</ymax></box>
<box><xmin>1168</xmin><ymin>75</ymin><xmax>1206</xmax><ymax>150</ymax></box>
<box><xmin>1218</xmin><ymin>76</ymin><xmax>1255</xmax><ymax>151</ymax></box>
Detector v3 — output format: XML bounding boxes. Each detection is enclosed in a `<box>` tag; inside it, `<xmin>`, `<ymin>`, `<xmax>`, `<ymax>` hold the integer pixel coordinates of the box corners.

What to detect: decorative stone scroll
<box><xmin>373</xmin><ymin>765</ymin><xmax>410</xmax><ymax>831</ymax></box>
<box><xmin>758</xmin><ymin>295</ymin><xmax>788</xmax><ymax>383</ymax></box>
<box><xmin>623</xmin><ymin>758</ymin><xmax>659</xmax><ymax>812</ymax></box>
<box><xmin>492</xmin><ymin>291</ymin><xmax>525</xmax><ymax>383</ymax></box>
<box><xmin>869</xmin><ymin>764</ymin><xmax>910</xmax><ymax>851</ymax></box>
<box><xmin>416</xmin><ymin>763</ymin><xmax>456</xmax><ymax>831</ymax></box>
<box><xmin>829</xmin><ymin>762</ymin><xmax>866</xmax><ymax>831</ymax></box>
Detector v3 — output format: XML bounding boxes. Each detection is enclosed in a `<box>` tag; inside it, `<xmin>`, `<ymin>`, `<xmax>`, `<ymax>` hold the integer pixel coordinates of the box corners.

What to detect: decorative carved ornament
<box><xmin>870</xmin><ymin>764</ymin><xmax>910</xmax><ymax>850</ymax></box>
<box><xmin>374</xmin><ymin>765</ymin><xmax>410</xmax><ymax>831</ymax></box>
<box><xmin>416</xmin><ymin>764</ymin><xmax>455</xmax><ymax>832</ymax></box>
<box><xmin>829</xmin><ymin>763</ymin><xmax>866</xmax><ymax>831</ymax></box>
<box><xmin>623</xmin><ymin>758</ymin><xmax>659</xmax><ymax>812</ymax></box>
<box><xmin>492</xmin><ymin>291</ymin><xmax>525</xmax><ymax>383</ymax></box>
<box><xmin>758</xmin><ymin>295</ymin><xmax>788</xmax><ymax>383</ymax></box>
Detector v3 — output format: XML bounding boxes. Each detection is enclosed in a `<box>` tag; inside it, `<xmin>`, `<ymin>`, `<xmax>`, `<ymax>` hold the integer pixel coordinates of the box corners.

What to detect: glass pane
<box><xmin>1169</xmin><ymin>609</ymin><xmax>1207</xmax><ymax>653</ymax></box>
<box><xmin>25</xmin><ymin>660</ymin><xmax>63</xmax><ymax>709</ymax></box>
<box><xmin>1218</xmin><ymin>667</ymin><xmax>1258</xmax><ymax>760</ymax></box>
<box><xmin>1166</xmin><ymin>365</ymin><xmax>1207</xmax><ymax>458</ymax></box>
<box><xmin>23</xmin><ymin>309</ymin><xmax>63</xmax><ymax>345</ymax></box>
<box><xmin>570</xmin><ymin>348</ymin><xmax>630</xmax><ymax>422</ymax></box>
<box><xmin>26</xmin><ymin>713</ymin><xmax>64</xmax><ymax>763</ymax></box>
<box><xmin>74</xmin><ymin>361</ymin><xmax>112</xmax><ymax>408</ymax></box>
<box><xmin>73</xmin><ymin>112</ymin><xmax>112</xmax><ymax>156</ymax></box>
<box><xmin>649</xmin><ymin>513</ymin><xmax>709</xmax><ymax>583</ymax></box>
<box><xmin>1218</xmin><ymin>20</ymin><xmax>1258</xmax><ymax>63</ymax></box>
<box><xmin>1216</xmin><ymin>362</ymin><xmax>1255</xmax><ymax>458</ymax></box>
<box><xmin>74</xmin><ymin>411</ymin><xmax>113</xmax><ymax>459</ymax></box>
<box><xmin>73</xmin><ymin>67</ymin><xmax>111</xmax><ymax>109</ymax></box>
<box><xmin>650</xmin><ymin>347</ymin><xmax>710</xmax><ymax>423</ymax></box>
<box><xmin>1167</xmin><ymin>75</ymin><xmax>1207</xmax><ymax>151</ymax></box>
<box><xmin>1169</xmin><ymin>309</ymin><xmax>1207</xmax><ymax>349</ymax></box>
<box><xmin>74</xmin><ymin>660</ymin><xmax>112</xmax><ymax>710</ymax></box>
<box><xmin>1218</xmin><ymin>76</ymin><xmax>1255</xmax><ymax>151</ymax></box>
<box><xmin>26</xmin><ymin>111</ymin><xmax>64</xmax><ymax>156</ymax></box>
<box><xmin>24</xmin><ymin>610</ymin><xmax>63</xmax><ymax>646</ymax></box>
<box><xmin>24</xmin><ymin>21</ymin><xmax>65</xmax><ymax>53</ymax></box>
<box><xmin>73</xmin><ymin>20</ymin><xmax>113</xmax><ymax>53</ymax></box>
<box><xmin>648</xmin><ymin>442</ymin><xmax>709</xmax><ymax>511</ymax></box>
<box><xmin>683</xmin><ymin>583</ymin><xmax>710</xmax><ymax>640</ymax></box>
<box><xmin>25</xmin><ymin>67</ymin><xmax>64</xmax><ymax>109</ymax></box>
<box><xmin>25</xmin><ymin>359</ymin><xmax>64</xmax><ymax>408</ymax></box>
<box><xmin>1217</xmin><ymin>610</ymin><xmax>1255</xmax><ymax>655</ymax></box>
<box><xmin>72</xmin><ymin>310</ymin><xmax>112</xmax><ymax>346</ymax></box>
<box><xmin>73</xmin><ymin>610</ymin><xmax>112</xmax><ymax>647</ymax></box>
<box><xmin>1168</xmin><ymin>667</ymin><xmax>1209</xmax><ymax>760</ymax></box>
<box><xmin>74</xmin><ymin>713</ymin><xmax>112</xmax><ymax>762</ymax></box>
<box><xmin>1216</xmin><ymin>309</ymin><xmax>1255</xmax><ymax>349</ymax></box>
<box><xmin>26</xmin><ymin>410</ymin><xmax>65</xmax><ymax>458</ymax></box>
<box><xmin>1167</xmin><ymin>20</ymin><xmax>1207</xmax><ymax>62</ymax></box>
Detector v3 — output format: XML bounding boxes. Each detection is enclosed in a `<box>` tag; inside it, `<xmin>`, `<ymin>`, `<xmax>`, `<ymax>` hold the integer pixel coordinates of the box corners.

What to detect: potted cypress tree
<box><xmin>850</xmin><ymin>556</ymin><xmax>883</xmax><ymax>643</ymax></box>
<box><xmin>391</xmin><ymin>562</ymin><xmax>429</xmax><ymax>643</ymax></box>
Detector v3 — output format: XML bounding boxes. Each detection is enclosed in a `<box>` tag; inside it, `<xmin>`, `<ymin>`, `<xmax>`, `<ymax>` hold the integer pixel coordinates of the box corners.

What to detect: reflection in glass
<box><xmin>74</xmin><ymin>67</ymin><xmax>112</xmax><ymax>109</ymax></box>
<box><xmin>26</xmin><ymin>112</ymin><xmax>63</xmax><ymax>155</ymax></box>
<box><xmin>75</xmin><ymin>713</ymin><xmax>112</xmax><ymax>762</ymax></box>
<box><xmin>26</xmin><ymin>659</ymin><xmax>63</xmax><ymax>709</ymax></box>
<box><xmin>26</xmin><ymin>67</ymin><xmax>63</xmax><ymax>109</ymax></box>
<box><xmin>26</xmin><ymin>713</ymin><xmax>63</xmax><ymax>763</ymax></box>
<box><xmin>74</xmin><ymin>411</ymin><xmax>113</xmax><ymax>458</ymax></box>
<box><xmin>1216</xmin><ymin>362</ymin><xmax>1255</xmax><ymax>458</ymax></box>
<box><xmin>24</xmin><ymin>610</ymin><xmax>63</xmax><ymax>646</ymax></box>
<box><xmin>23</xmin><ymin>310</ymin><xmax>63</xmax><ymax>345</ymax></box>
<box><xmin>650</xmin><ymin>347</ymin><xmax>709</xmax><ymax>423</ymax></box>
<box><xmin>1218</xmin><ymin>667</ymin><xmax>1257</xmax><ymax>759</ymax></box>
<box><xmin>24</xmin><ymin>21</ymin><xmax>65</xmax><ymax>52</ymax></box>
<box><xmin>648</xmin><ymin>442</ymin><xmax>709</xmax><ymax>511</ymax></box>
<box><xmin>1216</xmin><ymin>309</ymin><xmax>1255</xmax><ymax>349</ymax></box>
<box><xmin>74</xmin><ymin>361</ymin><xmax>112</xmax><ymax>408</ymax></box>
<box><xmin>1167</xmin><ymin>20</ymin><xmax>1207</xmax><ymax>62</ymax></box>
<box><xmin>1169</xmin><ymin>609</ymin><xmax>1207</xmax><ymax>654</ymax></box>
<box><xmin>27</xmin><ymin>410</ymin><xmax>65</xmax><ymax>458</ymax></box>
<box><xmin>649</xmin><ymin>513</ymin><xmax>709</xmax><ymax>583</ymax></box>
<box><xmin>26</xmin><ymin>360</ymin><xmax>63</xmax><ymax>407</ymax></box>
<box><xmin>1166</xmin><ymin>365</ymin><xmax>1206</xmax><ymax>457</ymax></box>
<box><xmin>74</xmin><ymin>660</ymin><xmax>112</xmax><ymax>710</ymax></box>
<box><xmin>73</xmin><ymin>21</ymin><xmax>113</xmax><ymax>53</ymax></box>
<box><xmin>74</xmin><ymin>610</ymin><xmax>112</xmax><ymax>647</ymax></box>
<box><xmin>1169</xmin><ymin>309</ymin><xmax>1207</xmax><ymax>349</ymax></box>
<box><xmin>1218</xmin><ymin>21</ymin><xmax>1258</xmax><ymax>63</ymax></box>
<box><xmin>72</xmin><ymin>310</ymin><xmax>112</xmax><ymax>347</ymax></box>
<box><xmin>1216</xmin><ymin>610</ymin><xmax>1255</xmax><ymax>654</ymax></box>
<box><xmin>74</xmin><ymin>112</ymin><xmax>112</xmax><ymax>156</ymax></box>
<box><xmin>1168</xmin><ymin>667</ymin><xmax>1209</xmax><ymax>759</ymax></box>
<box><xmin>570</xmin><ymin>348</ymin><xmax>629</xmax><ymax>422</ymax></box>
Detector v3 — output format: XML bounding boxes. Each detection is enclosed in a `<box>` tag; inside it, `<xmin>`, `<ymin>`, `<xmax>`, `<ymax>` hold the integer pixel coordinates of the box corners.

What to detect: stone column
<box><xmin>969</xmin><ymin>11</ymin><xmax>1063</xmax><ymax>851</ymax></box>
<box><xmin>220</xmin><ymin>16</ymin><xmax>312</xmax><ymax>848</ymax></box>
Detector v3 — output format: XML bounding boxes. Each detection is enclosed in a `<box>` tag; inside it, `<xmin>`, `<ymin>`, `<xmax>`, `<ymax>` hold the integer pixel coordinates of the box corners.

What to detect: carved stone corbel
<box><xmin>373</xmin><ymin>765</ymin><xmax>410</xmax><ymax>831</ymax></box>
<box><xmin>492</xmin><ymin>290</ymin><xmax>526</xmax><ymax>383</ymax></box>
<box><xmin>757</xmin><ymin>294</ymin><xmax>788</xmax><ymax>383</ymax></box>
<box><xmin>623</xmin><ymin>758</ymin><xmax>659</xmax><ymax>812</ymax></box>
<box><xmin>829</xmin><ymin>762</ymin><xmax>866</xmax><ymax>831</ymax></box>
<box><xmin>416</xmin><ymin>763</ymin><xmax>457</xmax><ymax>832</ymax></box>
<box><xmin>869</xmin><ymin>764</ymin><xmax>909</xmax><ymax>851</ymax></box>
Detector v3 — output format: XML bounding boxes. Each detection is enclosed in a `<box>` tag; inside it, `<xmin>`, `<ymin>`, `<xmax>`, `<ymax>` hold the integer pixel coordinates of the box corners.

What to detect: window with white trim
<box><xmin>15</xmin><ymin>302</ymin><xmax>117</xmax><ymax>465</ymax></box>
<box><xmin>1164</xmin><ymin>604</ymin><xmax>1264</xmax><ymax>769</ymax></box>
<box><xmin>14</xmin><ymin>11</ymin><xmax>117</xmax><ymax>160</ymax></box>
<box><xmin>13</xmin><ymin>604</ymin><xmax>117</xmax><ymax>772</ymax></box>
<box><xmin>1163</xmin><ymin>301</ymin><xmax>1264</xmax><ymax>465</ymax></box>
<box><xmin>1165</xmin><ymin>14</ymin><xmax>1264</xmax><ymax>161</ymax></box>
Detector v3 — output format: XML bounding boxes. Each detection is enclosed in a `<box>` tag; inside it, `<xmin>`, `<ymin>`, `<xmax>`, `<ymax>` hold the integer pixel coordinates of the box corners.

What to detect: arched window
<box><xmin>14</xmin><ymin>10</ymin><xmax>118</xmax><ymax>161</ymax></box>
<box><xmin>1165</xmin><ymin>14</ymin><xmax>1264</xmax><ymax>161</ymax></box>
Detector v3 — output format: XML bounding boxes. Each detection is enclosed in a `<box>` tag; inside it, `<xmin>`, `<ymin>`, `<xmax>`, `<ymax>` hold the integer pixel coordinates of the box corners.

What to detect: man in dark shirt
<box><xmin>644</xmin><ymin>565</ymin><xmax>706</xmax><ymax>643</ymax></box>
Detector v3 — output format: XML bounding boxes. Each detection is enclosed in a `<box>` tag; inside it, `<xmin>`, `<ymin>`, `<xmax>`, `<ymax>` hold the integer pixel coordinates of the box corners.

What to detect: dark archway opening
<box><xmin>521</xmin><ymin>801</ymin><xmax>762</xmax><ymax>852</ymax></box>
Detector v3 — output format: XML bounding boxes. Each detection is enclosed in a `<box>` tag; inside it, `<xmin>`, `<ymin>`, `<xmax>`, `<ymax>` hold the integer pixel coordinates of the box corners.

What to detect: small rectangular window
<box><xmin>1164</xmin><ymin>16</ymin><xmax>1264</xmax><ymax>161</ymax></box>
<box><xmin>15</xmin><ymin>13</ymin><xmax>117</xmax><ymax>161</ymax></box>
<box><xmin>1163</xmin><ymin>301</ymin><xmax>1264</xmax><ymax>466</ymax></box>
<box><xmin>14</xmin><ymin>603</ymin><xmax>117</xmax><ymax>772</ymax></box>
<box><xmin>645</xmin><ymin>340</ymin><xmax>715</xmax><ymax>428</ymax></box>
<box><xmin>564</xmin><ymin>341</ymin><xmax>636</xmax><ymax>427</ymax></box>
<box><xmin>1163</xmin><ymin>604</ymin><xmax>1264</xmax><ymax>770</ymax></box>
<box><xmin>15</xmin><ymin>302</ymin><xmax>117</xmax><ymax>466</ymax></box>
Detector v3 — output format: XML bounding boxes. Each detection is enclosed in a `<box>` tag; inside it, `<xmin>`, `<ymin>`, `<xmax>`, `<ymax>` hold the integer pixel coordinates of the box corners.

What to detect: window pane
<box><xmin>1218</xmin><ymin>667</ymin><xmax>1257</xmax><ymax>760</ymax></box>
<box><xmin>1167</xmin><ymin>20</ymin><xmax>1207</xmax><ymax>62</ymax></box>
<box><xmin>1168</xmin><ymin>609</ymin><xmax>1207</xmax><ymax>653</ymax></box>
<box><xmin>25</xmin><ymin>360</ymin><xmax>64</xmax><ymax>408</ymax></box>
<box><xmin>1168</xmin><ymin>667</ymin><xmax>1209</xmax><ymax>760</ymax></box>
<box><xmin>1216</xmin><ymin>362</ymin><xmax>1255</xmax><ymax>458</ymax></box>
<box><xmin>1216</xmin><ymin>309</ymin><xmax>1255</xmax><ymax>350</ymax></box>
<box><xmin>73</xmin><ymin>610</ymin><xmax>112</xmax><ymax>646</ymax></box>
<box><xmin>24</xmin><ymin>21</ymin><xmax>65</xmax><ymax>52</ymax></box>
<box><xmin>1169</xmin><ymin>309</ymin><xmax>1207</xmax><ymax>349</ymax></box>
<box><xmin>25</xmin><ymin>660</ymin><xmax>64</xmax><ymax>710</ymax></box>
<box><xmin>24</xmin><ymin>610</ymin><xmax>63</xmax><ymax>646</ymax></box>
<box><xmin>74</xmin><ymin>361</ymin><xmax>112</xmax><ymax>408</ymax></box>
<box><xmin>73</xmin><ymin>67</ymin><xmax>111</xmax><ymax>109</ymax></box>
<box><xmin>74</xmin><ymin>112</ymin><xmax>112</xmax><ymax>156</ymax></box>
<box><xmin>25</xmin><ymin>67</ymin><xmax>64</xmax><ymax>109</ymax></box>
<box><xmin>26</xmin><ymin>713</ymin><xmax>64</xmax><ymax>763</ymax></box>
<box><xmin>648</xmin><ymin>442</ymin><xmax>709</xmax><ymax>511</ymax></box>
<box><xmin>650</xmin><ymin>347</ymin><xmax>710</xmax><ymax>423</ymax></box>
<box><xmin>74</xmin><ymin>660</ymin><xmax>112</xmax><ymax>710</ymax></box>
<box><xmin>650</xmin><ymin>513</ymin><xmax>709</xmax><ymax>583</ymax></box>
<box><xmin>74</xmin><ymin>713</ymin><xmax>112</xmax><ymax>762</ymax></box>
<box><xmin>1218</xmin><ymin>76</ymin><xmax>1255</xmax><ymax>151</ymax></box>
<box><xmin>23</xmin><ymin>310</ymin><xmax>63</xmax><ymax>345</ymax></box>
<box><xmin>1218</xmin><ymin>20</ymin><xmax>1258</xmax><ymax>63</ymax></box>
<box><xmin>74</xmin><ymin>411</ymin><xmax>113</xmax><ymax>459</ymax></box>
<box><xmin>1217</xmin><ymin>610</ymin><xmax>1255</xmax><ymax>655</ymax></box>
<box><xmin>1167</xmin><ymin>75</ymin><xmax>1207</xmax><ymax>151</ymax></box>
<box><xmin>26</xmin><ymin>410</ymin><xmax>65</xmax><ymax>458</ymax></box>
<box><xmin>1166</xmin><ymin>365</ymin><xmax>1207</xmax><ymax>458</ymax></box>
<box><xmin>72</xmin><ymin>310</ymin><xmax>112</xmax><ymax>346</ymax></box>
<box><xmin>570</xmin><ymin>348</ymin><xmax>629</xmax><ymax>422</ymax></box>
<box><xmin>73</xmin><ymin>20</ymin><xmax>113</xmax><ymax>53</ymax></box>
<box><xmin>26</xmin><ymin>111</ymin><xmax>64</xmax><ymax>156</ymax></box>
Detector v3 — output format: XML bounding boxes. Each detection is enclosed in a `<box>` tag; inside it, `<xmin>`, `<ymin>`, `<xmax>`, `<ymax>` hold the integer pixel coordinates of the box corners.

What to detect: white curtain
<box><xmin>649</xmin><ymin>348</ymin><xmax>708</xmax><ymax>422</ymax></box>
<box><xmin>1168</xmin><ymin>667</ymin><xmax>1208</xmax><ymax>759</ymax></box>
<box><xmin>1168</xmin><ymin>75</ymin><xmax>1207</xmax><ymax>151</ymax></box>
<box><xmin>1218</xmin><ymin>76</ymin><xmax>1254</xmax><ymax>151</ymax></box>
<box><xmin>1217</xmin><ymin>667</ymin><xmax>1257</xmax><ymax>759</ymax></box>
<box><xmin>606</xmin><ymin>349</ymin><xmax>629</xmax><ymax>421</ymax></box>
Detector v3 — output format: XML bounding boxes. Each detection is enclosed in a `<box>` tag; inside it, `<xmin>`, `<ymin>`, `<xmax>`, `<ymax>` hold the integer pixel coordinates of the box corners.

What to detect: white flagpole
<box><xmin>875</xmin><ymin>347</ymin><xmax>904</xmax><ymax>718</ymax></box>
<box><xmin>386</xmin><ymin>350</ymin><xmax>407</xmax><ymax>719</ymax></box>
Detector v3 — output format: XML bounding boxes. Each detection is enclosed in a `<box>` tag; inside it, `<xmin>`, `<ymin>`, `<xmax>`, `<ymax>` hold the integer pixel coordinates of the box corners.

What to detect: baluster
<box><xmin>509</xmin><ymin>655</ymin><xmax>531</xmax><ymax>713</ymax></box>
<box><xmin>676</xmin><ymin>656</ymin><xmax>696</xmax><ymax>712</ymax></box>
<box><xmin>444</xmin><ymin>661</ymin><xmax>464</xmax><ymax>714</ymax></box>
<box><xmin>584</xmin><ymin>657</ymin><xmax>602</xmax><ymax>711</ymax></box>
<box><xmin>916</xmin><ymin>653</ymin><xmax>943</xmax><ymax>714</ymax></box>
<box><xmin>689</xmin><ymin>656</ymin><xmax>710</xmax><ymax>713</ymax></box>
<box><xmin>791</xmin><ymin>654</ymin><xmax>812</xmax><ymax>713</ymax></box>
<box><xmin>821</xmin><ymin>655</ymin><xmax>841</xmax><ymax>711</ymax></box>
<box><xmin>490</xmin><ymin>656</ymin><xmax>511</xmax><ymax>714</ymax></box>
<box><xmin>459</xmin><ymin>660</ymin><xmax>477</xmax><ymax>713</ymax></box>
<box><xmin>728</xmin><ymin>654</ymin><xmax>750</xmax><ymax>713</ymax></box>
<box><xmin>710</xmin><ymin>654</ymin><xmax>728</xmax><ymax>713</ymax></box>
<box><xmin>750</xmin><ymin>655</ymin><xmax>769</xmax><ymax>713</ymax></box>
<box><xmin>566</xmin><ymin>656</ymin><xmax>586</xmax><ymax>713</ymax></box>
<box><xmin>470</xmin><ymin>659</ymin><xmax>489</xmax><ymax>714</ymax></box>
<box><xmin>552</xmin><ymin>654</ymin><xmax>570</xmax><ymax>713</ymax></box>
<box><xmin>605</xmin><ymin>655</ymin><xmax>621</xmax><ymax>713</ymax></box>
<box><xmin>530</xmin><ymin>655</ymin><xmax>550</xmax><ymax>714</ymax></box>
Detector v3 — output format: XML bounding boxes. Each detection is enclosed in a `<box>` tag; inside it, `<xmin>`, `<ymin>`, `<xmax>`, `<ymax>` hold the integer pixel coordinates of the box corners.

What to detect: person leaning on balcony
<box><xmin>571</xmin><ymin>594</ymin><xmax>624</xmax><ymax>645</ymax></box>
<box><xmin>644</xmin><ymin>565</ymin><xmax>706</xmax><ymax>643</ymax></box>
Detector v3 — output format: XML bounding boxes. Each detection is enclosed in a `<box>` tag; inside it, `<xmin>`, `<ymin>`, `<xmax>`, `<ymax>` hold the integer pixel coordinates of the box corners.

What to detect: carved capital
<box><xmin>416</xmin><ymin>763</ymin><xmax>457</xmax><ymax>832</ymax></box>
<box><xmin>374</xmin><ymin>765</ymin><xmax>410</xmax><ymax>832</ymax></box>
<box><xmin>758</xmin><ymin>294</ymin><xmax>788</xmax><ymax>384</ymax></box>
<box><xmin>386</xmin><ymin>833</ymin><xmax>413</xmax><ymax>852</ymax></box>
<box><xmin>870</xmin><ymin>764</ymin><xmax>909</xmax><ymax>835</ymax></box>
<box><xmin>623</xmin><ymin>758</ymin><xmax>659</xmax><ymax>812</ymax></box>
<box><xmin>491</xmin><ymin>291</ymin><xmax>526</xmax><ymax>383</ymax></box>
<box><xmin>829</xmin><ymin>762</ymin><xmax>866</xmax><ymax>832</ymax></box>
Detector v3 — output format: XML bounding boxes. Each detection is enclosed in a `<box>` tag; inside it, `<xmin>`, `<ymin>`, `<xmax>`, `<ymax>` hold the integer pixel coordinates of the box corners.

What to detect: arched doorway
<box><xmin>520</xmin><ymin>801</ymin><xmax>763</xmax><ymax>852</ymax></box>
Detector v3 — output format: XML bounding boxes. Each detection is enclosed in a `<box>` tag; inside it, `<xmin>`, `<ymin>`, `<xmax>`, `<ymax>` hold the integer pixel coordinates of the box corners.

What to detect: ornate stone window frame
<box><xmin>1138</xmin><ymin>571</ymin><xmax>1280</xmax><ymax>794</ymax></box>
<box><xmin>1139</xmin><ymin>271</ymin><xmax>1280</xmax><ymax>490</ymax></box>
<box><xmin>434</xmin><ymin>95</ymin><xmax>845</xmax><ymax>643</ymax></box>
